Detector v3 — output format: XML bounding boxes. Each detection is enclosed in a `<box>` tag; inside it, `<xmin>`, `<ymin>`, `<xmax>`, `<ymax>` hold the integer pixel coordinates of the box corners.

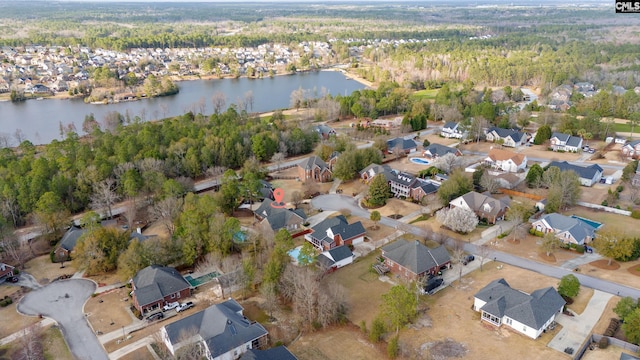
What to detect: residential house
<box><xmin>131</xmin><ymin>265</ymin><xmax>192</xmax><ymax>314</ymax></box>
<box><xmin>313</xmin><ymin>124</ymin><xmax>336</xmax><ymax>140</ymax></box>
<box><xmin>161</xmin><ymin>299</ymin><xmax>268</xmax><ymax>360</ymax></box>
<box><xmin>304</xmin><ymin>215</ymin><xmax>365</xmax><ymax>250</ymax></box>
<box><xmin>54</xmin><ymin>225</ymin><xmax>87</xmax><ymax>259</ymax></box>
<box><xmin>549</xmin><ymin>132</ymin><xmax>583</xmax><ymax>152</ymax></box>
<box><xmin>483</xmin><ymin>148</ymin><xmax>527</xmax><ymax>173</ymax></box>
<box><xmin>359</xmin><ymin>163</ymin><xmax>393</xmax><ymax>183</ymax></box>
<box><xmin>491</xmin><ymin>173</ymin><xmax>523</xmax><ymax>190</ymax></box>
<box><xmin>297</xmin><ymin>156</ymin><xmax>332</xmax><ymax>182</ymax></box>
<box><xmin>388</xmin><ymin>171</ymin><xmax>418</xmax><ymax>198</ymax></box>
<box><xmin>531</xmin><ymin>213</ymin><xmax>597</xmax><ymax>245</ymax></box>
<box><xmin>409</xmin><ymin>180</ymin><xmax>440</xmax><ymax>202</ymax></box>
<box><xmin>254</xmin><ymin>199</ymin><xmax>306</xmax><ymax>233</ymax></box>
<box><xmin>0</xmin><ymin>263</ymin><xmax>15</xmax><ymax>281</ymax></box>
<box><xmin>370</xmin><ymin>117</ymin><xmax>402</xmax><ymax>130</ymax></box>
<box><xmin>574</xmin><ymin>82</ymin><xmax>596</xmax><ymax>98</ymax></box>
<box><xmin>441</xmin><ymin>121</ymin><xmax>465</xmax><ymax>139</ymax></box>
<box><xmin>548</xmin><ymin>161</ymin><xmax>603</xmax><ymax>187</ymax></box>
<box><xmin>317</xmin><ymin>245</ymin><xmax>355</xmax><ymax>272</ymax></box>
<box><xmin>423</xmin><ymin>143</ymin><xmax>462</xmax><ymax>159</ymax></box>
<box><xmin>449</xmin><ymin>191</ymin><xmax>510</xmax><ymax>224</ymax></box>
<box><xmin>381</xmin><ymin>240</ymin><xmax>451</xmax><ymax>281</ymax></box>
<box><xmin>485</xmin><ymin>127</ymin><xmax>525</xmax><ymax>148</ymax></box>
<box><xmin>386</xmin><ymin>137</ymin><xmax>418</xmax><ymax>154</ymax></box>
<box><xmin>239</xmin><ymin>346</ymin><xmax>298</xmax><ymax>360</ymax></box>
<box><xmin>473</xmin><ymin>278</ymin><xmax>565</xmax><ymax>339</ymax></box>
<box><xmin>622</xmin><ymin>140</ymin><xmax>640</xmax><ymax>159</ymax></box>
<box><xmin>548</xmin><ymin>85</ymin><xmax>573</xmax><ymax>111</ymax></box>
<box><xmin>257</xmin><ymin>179</ymin><xmax>274</xmax><ymax>201</ymax></box>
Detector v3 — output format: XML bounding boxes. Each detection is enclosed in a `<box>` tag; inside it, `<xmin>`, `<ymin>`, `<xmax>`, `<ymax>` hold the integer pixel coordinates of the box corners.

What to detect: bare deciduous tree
<box><xmin>271</xmin><ymin>152</ymin><xmax>286</xmax><ymax>171</ymax></box>
<box><xmin>90</xmin><ymin>179</ymin><xmax>120</xmax><ymax>219</ymax></box>
<box><xmin>212</xmin><ymin>91</ymin><xmax>226</xmax><ymax>114</ymax></box>
<box><xmin>480</xmin><ymin>173</ymin><xmax>500</xmax><ymax>194</ymax></box>
<box><xmin>478</xmin><ymin>244</ymin><xmax>491</xmax><ymax>271</ymax></box>
<box><xmin>434</xmin><ymin>153</ymin><xmax>460</xmax><ymax>174</ymax></box>
<box><xmin>151</xmin><ymin>196</ymin><xmax>183</xmax><ymax>236</ymax></box>
<box><xmin>0</xmin><ymin>235</ymin><xmax>29</xmax><ymax>269</ymax></box>
<box><xmin>15</xmin><ymin>324</ymin><xmax>43</xmax><ymax>360</ymax></box>
<box><xmin>452</xmin><ymin>246</ymin><xmax>466</xmax><ymax>285</ymax></box>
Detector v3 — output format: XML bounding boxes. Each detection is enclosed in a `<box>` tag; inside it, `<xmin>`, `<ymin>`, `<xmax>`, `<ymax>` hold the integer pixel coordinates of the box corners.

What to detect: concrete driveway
<box><xmin>547</xmin><ymin>290</ymin><xmax>613</xmax><ymax>354</ymax></box>
<box><xmin>18</xmin><ymin>279</ymin><xmax>108</xmax><ymax>360</ymax></box>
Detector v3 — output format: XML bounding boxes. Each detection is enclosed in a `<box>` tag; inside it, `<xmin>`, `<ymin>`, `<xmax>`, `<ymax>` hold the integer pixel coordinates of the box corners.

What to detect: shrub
<box><xmin>130</xmin><ymin>305</ymin><xmax>142</xmax><ymax>320</ymax></box>
<box><xmin>529</xmin><ymin>228</ymin><xmax>545</xmax><ymax>237</ymax></box>
<box><xmin>13</xmin><ymin>268</ymin><xmax>19</xmax><ymax>275</ymax></box>
<box><xmin>632</xmin><ymin>211</ymin><xmax>640</xmax><ymax>219</ymax></box>
<box><xmin>359</xmin><ymin>320</ymin><xmax>368</xmax><ymax>334</ymax></box>
<box><xmin>617</xmin><ymin>185</ymin><xmax>624</xmax><ymax>193</ymax></box>
<box><xmin>50</xmin><ymin>250</ymin><xmax>56</xmax><ymax>263</ymax></box>
<box><xmin>387</xmin><ymin>335</ymin><xmax>399</xmax><ymax>359</ymax></box>
<box><xmin>369</xmin><ymin>316</ymin><xmax>386</xmax><ymax>343</ymax></box>
<box><xmin>574</xmin><ymin>245</ymin><xmax>585</xmax><ymax>254</ymax></box>
<box><xmin>601</xmin><ymin>200</ymin><xmax>608</xmax><ymax>207</ymax></box>
<box><xmin>598</xmin><ymin>336</ymin><xmax>609</xmax><ymax>349</ymax></box>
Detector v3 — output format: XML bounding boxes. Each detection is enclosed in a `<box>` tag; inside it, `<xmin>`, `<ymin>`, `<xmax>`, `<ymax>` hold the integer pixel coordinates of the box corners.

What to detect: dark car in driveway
<box><xmin>422</xmin><ymin>278</ymin><xmax>444</xmax><ymax>294</ymax></box>
<box><xmin>5</xmin><ymin>276</ymin><xmax>18</xmax><ymax>283</ymax></box>
<box><xmin>146</xmin><ymin>312</ymin><xmax>164</xmax><ymax>322</ymax></box>
<box><xmin>462</xmin><ymin>255</ymin><xmax>475</xmax><ymax>265</ymax></box>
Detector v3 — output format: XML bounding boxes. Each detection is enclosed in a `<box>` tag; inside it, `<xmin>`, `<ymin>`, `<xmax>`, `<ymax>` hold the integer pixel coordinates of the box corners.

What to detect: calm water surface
<box><xmin>0</xmin><ymin>71</ymin><xmax>366</xmax><ymax>144</ymax></box>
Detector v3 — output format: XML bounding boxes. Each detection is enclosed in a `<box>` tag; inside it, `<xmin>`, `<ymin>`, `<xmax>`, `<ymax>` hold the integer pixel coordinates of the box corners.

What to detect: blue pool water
<box><xmin>570</xmin><ymin>215</ymin><xmax>603</xmax><ymax>229</ymax></box>
<box><xmin>409</xmin><ymin>157</ymin><xmax>431</xmax><ymax>165</ymax></box>
<box><xmin>288</xmin><ymin>246</ymin><xmax>302</xmax><ymax>261</ymax></box>
<box><xmin>233</xmin><ymin>231</ymin><xmax>247</xmax><ymax>243</ymax></box>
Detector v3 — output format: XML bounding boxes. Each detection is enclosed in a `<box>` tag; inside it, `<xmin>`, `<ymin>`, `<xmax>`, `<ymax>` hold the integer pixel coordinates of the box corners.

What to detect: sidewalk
<box><xmin>0</xmin><ymin>318</ymin><xmax>55</xmax><ymax>346</ymax></box>
<box><xmin>108</xmin><ymin>335</ymin><xmax>154</xmax><ymax>360</ymax></box>
<box><xmin>98</xmin><ymin>319</ymin><xmax>146</xmax><ymax>344</ymax></box>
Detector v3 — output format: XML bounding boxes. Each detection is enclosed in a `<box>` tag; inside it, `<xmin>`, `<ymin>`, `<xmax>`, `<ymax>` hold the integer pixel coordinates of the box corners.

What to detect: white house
<box><xmin>549</xmin><ymin>132</ymin><xmax>583</xmax><ymax>152</ymax></box>
<box><xmin>485</xmin><ymin>127</ymin><xmax>525</xmax><ymax>148</ymax></box>
<box><xmin>441</xmin><ymin>121</ymin><xmax>465</xmax><ymax>139</ymax></box>
<box><xmin>473</xmin><ymin>278</ymin><xmax>565</xmax><ymax>339</ymax></box>
<box><xmin>317</xmin><ymin>245</ymin><xmax>355</xmax><ymax>271</ymax></box>
<box><xmin>530</xmin><ymin>213</ymin><xmax>598</xmax><ymax>245</ymax></box>
<box><xmin>483</xmin><ymin>148</ymin><xmax>527</xmax><ymax>173</ymax></box>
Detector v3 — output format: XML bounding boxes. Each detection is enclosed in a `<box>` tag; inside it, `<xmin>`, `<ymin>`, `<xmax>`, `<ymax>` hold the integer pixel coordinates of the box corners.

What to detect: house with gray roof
<box><xmin>485</xmin><ymin>127</ymin><xmax>525</xmax><ymax>148</ymax></box>
<box><xmin>473</xmin><ymin>278</ymin><xmax>565</xmax><ymax>339</ymax></box>
<box><xmin>423</xmin><ymin>143</ymin><xmax>462</xmax><ymax>159</ymax></box>
<box><xmin>54</xmin><ymin>225</ymin><xmax>87</xmax><ymax>259</ymax></box>
<box><xmin>359</xmin><ymin>163</ymin><xmax>393</xmax><ymax>183</ymax></box>
<box><xmin>305</xmin><ymin>215</ymin><xmax>365</xmax><ymax>250</ymax></box>
<box><xmin>297</xmin><ymin>156</ymin><xmax>332</xmax><ymax>182</ymax></box>
<box><xmin>254</xmin><ymin>199</ymin><xmax>306</xmax><ymax>234</ymax></box>
<box><xmin>240</xmin><ymin>346</ymin><xmax>298</xmax><ymax>360</ymax></box>
<box><xmin>381</xmin><ymin>240</ymin><xmax>451</xmax><ymax>281</ymax></box>
<box><xmin>450</xmin><ymin>191</ymin><xmax>510</xmax><ymax>224</ymax></box>
<box><xmin>441</xmin><ymin>121</ymin><xmax>465</xmax><ymax>139</ymax></box>
<box><xmin>386</xmin><ymin>137</ymin><xmax>418</xmax><ymax>155</ymax></box>
<box><xmin>131</xmin><ymin>265</ymin><xmax>191</xmax><ymax>314</ymax></box>
<box><xmin>317</xmin><ymin>245</ymin><xmax>355</xmax><ymax>271</ymax></box>
<box><xmin>548</xmin><ymin>161</ymin><xmax>603</xmax><ymax>186</ymax></box>
<box><xmin>531</xmin><ymin>213</ymin><xmax>598</xmax><ymax>245</ymax></box>
<box><xmin>161</xmin><ymin>299</ymin><xmax>268</xmax><ymax>360</ymax></box>
<box><xmin>549</xmin><ymin>132</ymin><xmax>583</xmax><ymax>152</ymax></box>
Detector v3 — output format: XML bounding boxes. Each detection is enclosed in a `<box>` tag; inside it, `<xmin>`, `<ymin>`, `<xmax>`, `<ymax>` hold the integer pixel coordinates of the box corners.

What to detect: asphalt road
<box><xmin>18</xmin><ymin>279</ymin><xmax>108</xmax><ymax>360</ymax></box>
<box><xmin>311</xmin><ymin>194</ymin><xmax>640</xmax><ymax>298</ymax></box>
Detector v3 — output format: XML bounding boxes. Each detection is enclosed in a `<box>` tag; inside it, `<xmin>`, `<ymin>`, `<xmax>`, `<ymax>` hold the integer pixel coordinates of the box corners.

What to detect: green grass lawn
<box><xmin>612</xmin><ymin>122</ymin><xmax>640</xmax><ymax>134</ymax></box>
<box><xmin>412</xmin><ymin>89</ymin><xmax>439</xmax><ymax>100</ymax></box>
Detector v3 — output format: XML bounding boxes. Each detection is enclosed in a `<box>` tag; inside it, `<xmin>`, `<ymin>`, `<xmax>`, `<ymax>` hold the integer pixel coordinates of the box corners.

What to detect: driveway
<box><xmin>547</xmin><ymin>290</ymin><xmax>613</xmax><ymax>354</ymax></box>
<box><xmin>18</xmin><ymin>279</ymin><xmax>108</xmax><ymax>360</ymax></box>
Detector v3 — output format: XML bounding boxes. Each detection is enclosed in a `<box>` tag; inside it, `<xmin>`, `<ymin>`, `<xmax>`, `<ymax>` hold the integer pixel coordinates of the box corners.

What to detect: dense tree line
<box><xmin>0</xmin><ymin>108</ymin><xmax>318</xmax><ymax>229</ymax></box>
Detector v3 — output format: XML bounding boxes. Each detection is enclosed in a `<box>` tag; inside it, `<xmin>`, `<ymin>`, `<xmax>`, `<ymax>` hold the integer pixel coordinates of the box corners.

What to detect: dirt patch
<box><xmin>85</xmin><ymin>288</ymin><xmax>134</xmax><ymax>335</ymax></box>
<box><xmin>352</xmin><ymin>216</ymin><xmax>398</xmax><ymax>243</ymax></box>
<box><xmin>590</xmin><ymin>259</ymin><xmax>621</xmax><ymax>270</ymax></box>
<box><xmin>538</xmin><ymin>252</ymin><xmax>557</xmax><ymax>263</ymax></box>
<box><xmin>119</xmin><ymin>346</ymin><xmax>155</xmax><ymax>360</ymax></box>
<box><xmin>568</xmin><ymin>288</ymin><xmax>594</xmax><ymax>316</ymax></box>
<box><xmin>23</xmin><ymin>255</ymin><xmax>77</xmax><ymax>285</ymax></box>
<box><xmin>289</xmin><ymin>326</ymin><xmax>383</xmax><ymax>360</ymax></box>
<box><xmin>423</xmin><ymin>338</ymin><xmax>468</xmax><ymax>360</ymax></box>
<box><xmin>489</xmin><ymin>233</ymin><xmax>581</xmax><ymax>265</ymax></box>
<box><xmin>626</xmin><ymin>264</ymin><xmax>640</xmax><ymax>276</ymax></box>
<box><xmin>0</xmin><ymin>297</ymin><xmax>41</xmax><ymax>338</ymax></box>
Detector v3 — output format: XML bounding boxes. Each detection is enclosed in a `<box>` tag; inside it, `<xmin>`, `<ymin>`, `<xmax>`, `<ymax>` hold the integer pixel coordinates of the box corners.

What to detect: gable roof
<box><xmin>59</xmin><ymin>225</ymin><xmax>87</xmax><ymax>251</ymax></box>
<box><xmin>387</xmin><ymin>137</ymin><xmax>418</xmax><ymax>151</ymax></box>
<box><xmin>164</xmin><ymin>299</ymin><xmax>268</xmax><ymax>359</ymax></box>
<box><xmin>424</xmin><ymin>143</ymin><xmax>460</xmax><ymax>157</ymax></box>
<box><xmin>309</xmin><ymin>215</ymin><xmax>365</xmax><ymax>245</ymax></box>
<box><xmin>317</xmin><ymin>245</ymin><xmax>354</xmax><ymax>268</ymax></box>
<box><xmin>359</xmin><ymin>163</ymin><xmax>392</xmax><ymax>178</ymax></box>
<box><xmin>240</xmin><ymin>346</ymin><xmax>298</xmax><ymax>360</ymax></box>
<box><xmin>255</xmin><ymin>199</ymin><xmax>306</xmax><ymax>231</ymax></box>
<box><xmin>486</xmin><ymin>148</ymin><xmax>526</xmax><ymax>166</ymax></box>
<box><xmin>454</xmin><ymin>191</ymin><xmax>510</xmax><ymax>218</ymax></box>
<box><xmin>475</xmin><ymin>278</ymin><xmax>566</xmax><ymax>330</ymax></box>
<box><xmin>548</xmin><ymin>161</ymin><xmax>603</xmax><ymax>180</ymax></box>
<box><xmin>551</xmin><ymin>132</ymin><xmax>583</xmax><ymax>147</ymax></box>
<box><xmin>413</xmin><ymin>181</ymin><xmax>439</xmax><ymax>195</ymax></box>
<box><xmin>487</xmin><ymin>127</ymin><xmax>524</xmax><ymax>143</ymax></box>
<box><xmin>382</xmin><ymin>240</ymin><xmax>450</xmax><ymax>275</ymax></box>
<box><xmin>537</xmin><ymin>213</ymin><xmax>597</xmax><ymax>243</ymax></box>
<box><xmin>443</xmin><ymin>121</ymin><xmax>459</xmax><ymax>131</ymax></box>
<box><xmin>298</xmin><ymin>156</ymin><xmax>329</xmax><ymax>171</ymax></box>
<box><xmin>132</xmin><ymin>265</ymin><xmax>191</xmax><ymax>307</ymax></box>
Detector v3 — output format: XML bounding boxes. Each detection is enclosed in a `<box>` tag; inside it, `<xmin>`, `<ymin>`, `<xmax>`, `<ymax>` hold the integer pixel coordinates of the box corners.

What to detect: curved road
<box><xmin>18</xmin><ymin>279</ymin><xmax>108</xmax><ymax>360</ymax></box>
<box><xmin>311</xmin><ymin>194</ymin><xmax>640</xmax><ymax>298</ymax></box>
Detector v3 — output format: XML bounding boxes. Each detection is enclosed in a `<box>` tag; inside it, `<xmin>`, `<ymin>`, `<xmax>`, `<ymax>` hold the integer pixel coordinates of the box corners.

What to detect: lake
<box><xmin>0</xmin><ymin>70</ymin><xmax>366</xmax><ymax>144</ymax></box>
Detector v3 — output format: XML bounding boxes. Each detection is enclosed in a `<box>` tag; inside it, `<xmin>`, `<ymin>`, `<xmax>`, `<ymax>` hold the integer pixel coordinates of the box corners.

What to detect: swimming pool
<box><xmin>409</xmin><ymin>157</ymin><xmax>431</xmax><ymax>165</ymax></box>
<box><xmin>287</xmin><ymin>245</ymin><xmax>313</xmax><ymax>264</ymax></box>
<box><xmin>570</xmin><ymin>215</ymin><xmax>603</xmax><ymax>230</ymax></box>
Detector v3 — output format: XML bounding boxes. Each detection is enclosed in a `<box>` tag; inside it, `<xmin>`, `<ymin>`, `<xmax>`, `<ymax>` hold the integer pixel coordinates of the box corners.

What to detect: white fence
<box><xmin>576</xmin><ymin>202</ymin><xmax>632</xmax><ymax>216</ymax></box>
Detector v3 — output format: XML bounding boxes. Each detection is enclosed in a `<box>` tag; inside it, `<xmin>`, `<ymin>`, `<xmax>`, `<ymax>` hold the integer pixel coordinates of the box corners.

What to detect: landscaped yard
<box><xmin>119</xmin><ymin>346</ymin><xmax>155</xmax><ymax>360</ymax></box>
<box><xmin>412</xmin><ymin>89</ymin><xmax>439</xmax><ymax>100</ymax></box>
<box><xmin>565</xmin><ymin>207</ymin><xmax>640</xmax><ymax>238</ymax></box>
<box><xmin>42</xmin><ymin>325</ymin><xmax>74</xmax><ymax>360</ymax></box>
<box><xmin>376</xmin><ymin>198</ymin><xmax>423</xmax><ymax>219</ymax></box>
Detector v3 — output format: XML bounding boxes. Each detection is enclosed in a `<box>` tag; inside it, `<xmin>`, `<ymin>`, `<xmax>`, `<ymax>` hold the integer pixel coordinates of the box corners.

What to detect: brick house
<box><xmin>297</xmin><ymin>156</ymin><xmax>332</xmax><ymax>182</ymax></box>
<box><xmin>131</xmin><ymin>265</ymin><xmax>192</xmax><ymax>314</ymax></box>
<box><xmin>381</xmin><ymin>240</ymin><xmax>451</xmax><ymax>281</ymax></box>
<box><xmin>305</xmin><ymin>215</ymin><xmax>365</xmax><ymax>250</ymax></box>
<box><xmin>0</xmin><ymin>263</ymin><xmax>15</xmax><ymax>281</ymax></box>
<box><xmin>449</xmin><ymin>191</ymin><xmax>510</xmax><ymax>224</ymax></box>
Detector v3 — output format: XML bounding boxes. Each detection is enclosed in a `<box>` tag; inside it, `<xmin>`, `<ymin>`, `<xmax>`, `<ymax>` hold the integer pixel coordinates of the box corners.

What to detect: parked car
<box><xmin>5</xmin><ymin>276</ymin><xmax>18</xmax><ymax>283</ymax></box>
<box><xmin>462</xmin><ymin>255</ymin><xmax>475</xmax><ymax>265</ymax></box>
<box><xmin>163</xmin><ymin>302</ymin><xmax>179</xmax><ymax>311</ymax></box>
<box><xmin>146</xmin><ymin>312</ymin><xmax>164</xmax><ymax>322</ymax></box>
<box><xmin>176</xmin><ymin>301</ymin><xmax>195</xmax><ymax>313</ymax></box>
<box><xmin>588</xmin><ymin>148</ymin><xmax>595</xmax><ymax>154</ymax></box>
<box><xmin>423</xmin><ymin>278</ymin><xmax>444</xmax><ymax>294</ymax></box>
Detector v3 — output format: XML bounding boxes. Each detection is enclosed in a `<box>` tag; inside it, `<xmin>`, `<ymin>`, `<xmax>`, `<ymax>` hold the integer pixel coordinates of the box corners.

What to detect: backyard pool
<box><xmin>287</xmin><ymin>246</ymin><xmax>313</xmax><ymax>264</ymax></box>
<box><xmin>570</xmin><ymin>215</ymin><xmax>603</xmax><ymax>230</ymax></box>
<box><xmin>185</xmin><ymin>271</ymin><xmax>220</xmax><ymax>287</ymax></box>
<box><xmin>409</xmin><ymin>157</ymin><xmax>431</xmax><ymax>165</ymax></box>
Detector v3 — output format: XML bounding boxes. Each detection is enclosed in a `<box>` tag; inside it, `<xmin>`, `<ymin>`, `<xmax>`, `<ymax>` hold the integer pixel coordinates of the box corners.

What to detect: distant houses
<box><xmin>485</xmin><ymin>127</ymin><xmax>525</xmax><ymax>148</ymax></box>
<box><xmin>441</xmin><ymin>121</ymin><xmax>465</xmax><ymax>139</ymax></box>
